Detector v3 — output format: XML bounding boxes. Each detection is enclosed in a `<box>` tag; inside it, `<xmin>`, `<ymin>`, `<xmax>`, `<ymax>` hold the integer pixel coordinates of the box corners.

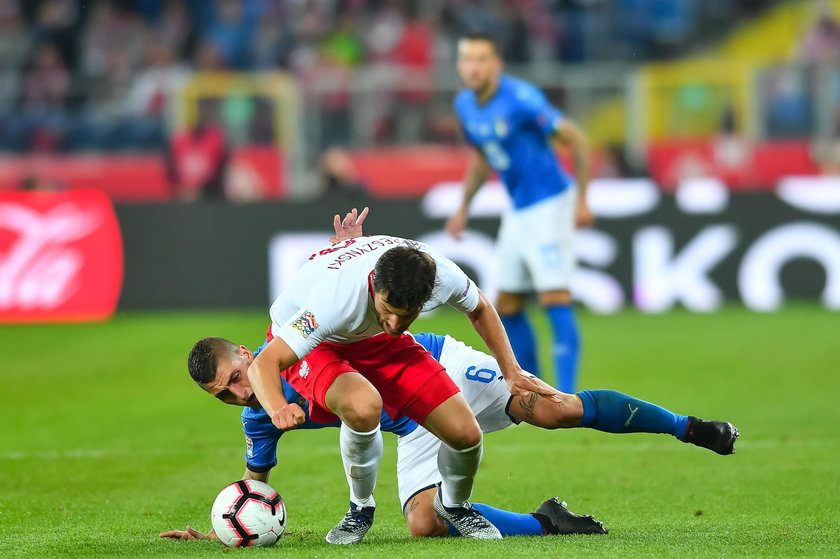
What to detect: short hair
<box><xmin>459</xmin><ymin>30</ymin><xmax>501</xmax><ymax>55</ymax></box>
<box><xmin>373</xmin><ymin>246</ymin><xmax>437</xmax><ymax>310</ymax></box>
<box><xmin>188</xmin><ymin>337</ymin><xmax>237</xmax><ymax>385</ymax></box>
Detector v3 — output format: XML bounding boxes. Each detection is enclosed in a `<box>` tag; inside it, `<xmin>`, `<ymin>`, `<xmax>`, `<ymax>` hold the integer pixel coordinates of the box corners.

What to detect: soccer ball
<box><xmin>210</xmin><ymin>480</ymin><xmax>286</xmax><ymax>547</ymax></box>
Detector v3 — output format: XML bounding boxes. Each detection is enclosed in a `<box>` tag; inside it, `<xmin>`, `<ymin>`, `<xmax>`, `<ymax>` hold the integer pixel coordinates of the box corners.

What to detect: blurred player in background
<box><xmin>446</xmin><ymin>31</ymin><xmax>592</xmax><ymax>393</ymax></box>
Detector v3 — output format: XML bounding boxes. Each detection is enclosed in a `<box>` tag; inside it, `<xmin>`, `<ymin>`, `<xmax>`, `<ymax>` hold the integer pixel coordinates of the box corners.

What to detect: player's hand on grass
<box><xmin>575</xmin><ymin>197</ymin><xmax>594</xmax><ymax>228</ymax></box>
<box><xmin>159</xmin><ymin>525</ymin><xmax>216</xmax><ymax>541</ymax></box>
<box><xmin>271</xmin><ymin>402</ymin><xmax>307</xmax><ymax>430</ymax></box>
<box><xmin>329</xmin><ymin>206</ymin><xmax>369</xmax><ymax>244</ymax></box>
<box><xmin>445</xmin><ymin>207</ymin><xmax>469</xmax><ymax>240</ymax></box>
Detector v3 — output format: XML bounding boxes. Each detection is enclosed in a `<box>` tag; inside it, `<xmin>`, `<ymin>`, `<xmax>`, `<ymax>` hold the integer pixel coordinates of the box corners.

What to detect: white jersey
<box><xmin>269</xmin><ymin>235</ymin><xmax>480</xmax><ymax>358</ymax></box>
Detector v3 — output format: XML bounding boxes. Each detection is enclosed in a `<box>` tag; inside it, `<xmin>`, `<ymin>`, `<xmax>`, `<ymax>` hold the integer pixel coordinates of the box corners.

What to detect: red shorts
<box><xmin>281</xmin><ymin>333</ymin><xmax>460</xmax><ymax>425</ymax></box>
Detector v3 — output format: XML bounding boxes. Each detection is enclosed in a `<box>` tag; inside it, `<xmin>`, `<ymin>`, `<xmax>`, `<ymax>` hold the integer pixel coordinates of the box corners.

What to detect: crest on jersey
<box><xmin>494</xmin><ymin>118</ymin><xmax>508</xmax><ymax>138</ymax></box>
<box><xmin>291</xmin><ymin>311</ymin><xmax>318</xmax><ymax>338</ymax></box>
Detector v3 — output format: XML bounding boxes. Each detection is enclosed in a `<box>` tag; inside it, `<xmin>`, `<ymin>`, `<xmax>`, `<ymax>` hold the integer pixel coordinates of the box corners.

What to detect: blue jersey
<box><xmin>240</xmin><ymin>335</ymin><xmax>448</xmax><ymax>472</ymax></box>
<box><xmin>454</xmin><ymin>75</ymin><xmax>573</xmax><ymax>209</ymax></box>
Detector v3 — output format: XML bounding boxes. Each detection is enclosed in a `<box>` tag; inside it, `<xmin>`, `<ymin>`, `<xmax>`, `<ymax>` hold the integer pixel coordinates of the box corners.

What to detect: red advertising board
<box><xmin>647</xmin><ymin>139</ymin><xmax>820</xmax><ymax>190</ymax></box>
<box><xmin>0</xmin><ymin>147</ymin><xmax>284</xmax><ymax>202</ymax></box>
<box><xmin>0</xmin><ymin>190</ymin><xmax>123</xmax><ymax>322</ymax></box>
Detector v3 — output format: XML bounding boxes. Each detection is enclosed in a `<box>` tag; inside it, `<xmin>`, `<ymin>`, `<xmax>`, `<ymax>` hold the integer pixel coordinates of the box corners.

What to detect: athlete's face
<box><xmin>457</xmin><ymin>39</ymin><xmax>501</xmax><ymax>94</ymax></box>
<box><xmin>374</xmin><ymin>291</ymin><xmax>420</xmax><ymax>336</ymax></box>
<box><xmin>202</xmin><ymin>346</ymin><xmax>260</xmax><ymax>407</ymax></box>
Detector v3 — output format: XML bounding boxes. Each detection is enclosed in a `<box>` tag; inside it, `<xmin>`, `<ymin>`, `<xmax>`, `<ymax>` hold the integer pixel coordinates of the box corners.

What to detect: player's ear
<box><xmin>238</xmin><ymin>345</ymin><xmax>251</xmax><ymax>358</ymax></box>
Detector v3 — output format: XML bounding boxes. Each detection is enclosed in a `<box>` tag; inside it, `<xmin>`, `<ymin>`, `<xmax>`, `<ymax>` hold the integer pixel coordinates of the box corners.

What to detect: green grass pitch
<box><xmin>1</xmin><ymin>306</ymin><xmax>838</xmax><ymax>557</ymax></box>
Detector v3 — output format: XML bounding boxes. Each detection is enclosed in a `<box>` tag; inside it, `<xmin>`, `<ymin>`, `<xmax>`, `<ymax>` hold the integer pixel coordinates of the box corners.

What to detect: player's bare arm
<box><xmin>466</xmin><ymin>291</ymin><xmax>560</xmax><ymax>399</ymax></box>
<box><xmin>446</xmin><ymin>149</ymin><xmax>490</xmax><ymax>240</ymax></box>
<box><xmin>508</xmin><ymin>390</ymin><xmax>584</xmax><ymax>427</ymax></box>
<box><xmin>329</xmin><ymin>206</ymin><xmax>369</xmax><ymax>244</ymax></box>
<box><xmin>553</xmin><ymin>119</ymin><xmax>593</xmax><ymax>228</ymax></box>
<box><xmin>249</xmin><ymin>337</ymin><xmax>307</xmax><ymax>430</ymax></box>
<box><xmin>159</xmin><ymin>468</ymin><xmax>270</xmax><ymax>541</ymax></box>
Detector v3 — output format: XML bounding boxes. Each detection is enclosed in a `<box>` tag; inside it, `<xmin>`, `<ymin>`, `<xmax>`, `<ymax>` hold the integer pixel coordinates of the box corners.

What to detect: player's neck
<box><xmin>476</xmin><ymin>75</ymin><xmax>501</xmax><ymax>105</ymax></box>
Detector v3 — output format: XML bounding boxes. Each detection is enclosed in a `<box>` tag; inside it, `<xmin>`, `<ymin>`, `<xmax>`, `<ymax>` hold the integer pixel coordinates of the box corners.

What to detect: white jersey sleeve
<box><xmin>419</xmin><ymin>242</ymin><xmax>480</xmax><ymax>314</ymax></box>
<box><xmin>271</xmin><ymin>304</ymin><xmax>340</xmax><ymax>359</ymax></box>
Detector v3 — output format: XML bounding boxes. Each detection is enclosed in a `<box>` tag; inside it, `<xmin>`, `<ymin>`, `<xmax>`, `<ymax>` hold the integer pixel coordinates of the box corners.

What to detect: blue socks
<box><xmin>500</xmin><ymin>311</ymin><xmax>540</xmax><ymax>377</ymax></box>
<box><xmin>546</xmin><ymin>305</ymin><xmax>579</xmax><ymax>393</ymax></box>
<box><xmin>501</xmin><ymin>306</ymin><xmax>579</xmax><ymax>391</ymax></box>
<box><xmin>578</xmin><ymin>389</ymin><xmax>689</xmax><ymax>439</ymax></box>
<box><xmin>447</xmin><ymin>503</ymin><xmax>544</xmax><ymax>536</ymax></box>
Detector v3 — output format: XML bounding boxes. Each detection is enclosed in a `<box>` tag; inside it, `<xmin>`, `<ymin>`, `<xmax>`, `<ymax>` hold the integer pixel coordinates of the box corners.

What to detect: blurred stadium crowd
<box><xmin>0</xmin><ymin>0</ymin><xmax>785</xmax><ymax>154</ymax></box>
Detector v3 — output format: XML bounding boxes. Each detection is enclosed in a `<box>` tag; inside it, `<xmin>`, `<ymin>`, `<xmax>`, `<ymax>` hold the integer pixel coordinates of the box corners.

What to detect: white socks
<box><xmin>437</xmin><ymin>437</ymin><xmax>483</xmax><ymax>508</ymax></box>
<box><xmin>340</xmin><ymin>423</ymin><xmax>382</xmax><ymax>508</ymax></box>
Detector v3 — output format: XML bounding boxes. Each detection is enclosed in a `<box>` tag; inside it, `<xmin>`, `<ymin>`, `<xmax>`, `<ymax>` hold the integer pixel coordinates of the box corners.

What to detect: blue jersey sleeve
<box><xmin>514</xmin><ymin>83</ymin><xmax>564</xmax><ymax>137</ymax></box>
<box><xmin>242</xmin><ymin>407</ymin><xmax>283</xmax><ymax>472</ymax></box>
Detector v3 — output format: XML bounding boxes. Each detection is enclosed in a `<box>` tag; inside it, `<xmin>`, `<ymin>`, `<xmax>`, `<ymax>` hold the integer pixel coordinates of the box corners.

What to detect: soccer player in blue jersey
<box><xmin>162</xmin><ymin>330</ymin><xmax>737</xmax><ymax>542</ymax></box>
<box><xmin>446</xmin><ymin>31</ymin><xmax>593</xmax><ymax>393</ymax></box>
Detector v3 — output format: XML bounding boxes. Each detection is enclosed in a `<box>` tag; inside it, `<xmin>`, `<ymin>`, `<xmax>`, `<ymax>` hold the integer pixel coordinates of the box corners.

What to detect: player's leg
<box><xmin>403</xmin><ymin>486</ymin><xmax>552</xmax><ymax>537</ymax></box>
<box><xmin>497</xmin><ymin>290</ymin><xmax>540</xmax><ymax>376</ymax></box>
<box><xmin>531</xmin><ymin>187</ymin><xmax>580</xmax><ymax>393</ymax></box>
<box><xmin>539</xmin><ymin>289</ymin><xmax>580</xmax><ymax>393</ymax></box>
<box><xmin>419</xmin><ymin>394</ymin><xmax>501</xmax><ymax>539</ymax></box>
<box><xmin>324</xmin><ymin>371</ymin><xmax>383</xmax><ymax>505</ymax></box>
<box><xmin>403</xmin><ymin>488</ymin><xmax>449</xmax><ymax>537</ymax></box>
<box><xmin>396</xmin><ymin>419</ymin><xmax>545</xmax><ymax>538</ymax></box>
<box><xmin>323</xmin><ymin>370</ymin><xmax>383</xmax><ymax>544</ymax></box>
<box><xmin>421</xmin><ymin>393</ymin><xmax>482</xmax><ymax>506</ymax></box>
<box><xmin>496</xmin><ymin>209</ymin><xmax>541</xmax><ymax>376</ymax></box>
<box><xmin>508</xmin><ymin>389</ymin><xmax>738</xmax><ymax>454</ymax></box>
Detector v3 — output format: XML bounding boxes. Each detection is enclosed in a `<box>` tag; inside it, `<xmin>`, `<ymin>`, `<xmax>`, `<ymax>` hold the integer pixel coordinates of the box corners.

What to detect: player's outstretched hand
<box><xmin>329</xmin><ymin>206</ymin><xmax>369</xmax><ymax>244</ymax></box>
<box><xmin>445</xmin><ymin>207</ymin><xmax>468</xmax><ymax>240</ymax></box>
<box><xmin>506</xmin><ymin>371</ymin><xmax>562</xmax><ymax>401</ymax></box>
<box><xmin>271</xmin><ymin>402</ymin><xmax>307</xmax><ymax>431</ymax></box>
<box><xmin>159</xmin><ymin>525</ymin><xmax>216</xmax><ymax>540</ymax></box>
<box><xmin>575</xmin><ymin>197</ymin><xmax>594</xmax><ymax>228</ymax></box>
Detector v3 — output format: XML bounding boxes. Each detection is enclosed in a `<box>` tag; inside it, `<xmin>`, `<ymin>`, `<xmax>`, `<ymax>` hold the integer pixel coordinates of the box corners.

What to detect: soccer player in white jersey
<box><xmin>447</xmin><ymin>31</ymin><xmax>593</xmax><ymax>394</ymax></box>
<box><xmin>219</xmin><ymin>211</ymin><xmax>555</xmax><ymax>543</ymax></box>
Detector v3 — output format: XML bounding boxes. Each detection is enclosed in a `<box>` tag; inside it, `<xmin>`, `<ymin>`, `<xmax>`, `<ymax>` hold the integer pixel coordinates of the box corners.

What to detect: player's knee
<box><xmin>539</xmin><ymin>289</ymin><xmax>572</xmax><ymax>307</ymax></box>
<box><xmin>406</xmin><ymin>510</ymin><xmax>447</xmax><ymax>538</ymax></box>
<box><xmin>336</xmin><ymin>396</ymin><xmax>382</xmax><ymax>432</ymax></box>
<box><xmin>496</xmin><ymin>292</ymin><xmax>524</xmax><ymax>315</ymax></box>
<box><xmin>445</xmin><ymin>421</ymin><xmax>482</xmax><ymax>450</ymax></box>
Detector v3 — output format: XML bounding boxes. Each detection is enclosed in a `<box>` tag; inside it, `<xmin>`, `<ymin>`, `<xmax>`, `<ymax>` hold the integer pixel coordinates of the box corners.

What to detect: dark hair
<box><xmin>373</xmin><ymin>246</ymin><xmax>437</xmax><ymax>310</ymax></box>
<box><xmin>188</xmin><ymin>337</ymin><xmax>237</xmax><ymax>385</ymax></box>
<box><xmin>459</xmin><ymin>30</ymin><xmax>501</xmax><ymax>55</ymax></box>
